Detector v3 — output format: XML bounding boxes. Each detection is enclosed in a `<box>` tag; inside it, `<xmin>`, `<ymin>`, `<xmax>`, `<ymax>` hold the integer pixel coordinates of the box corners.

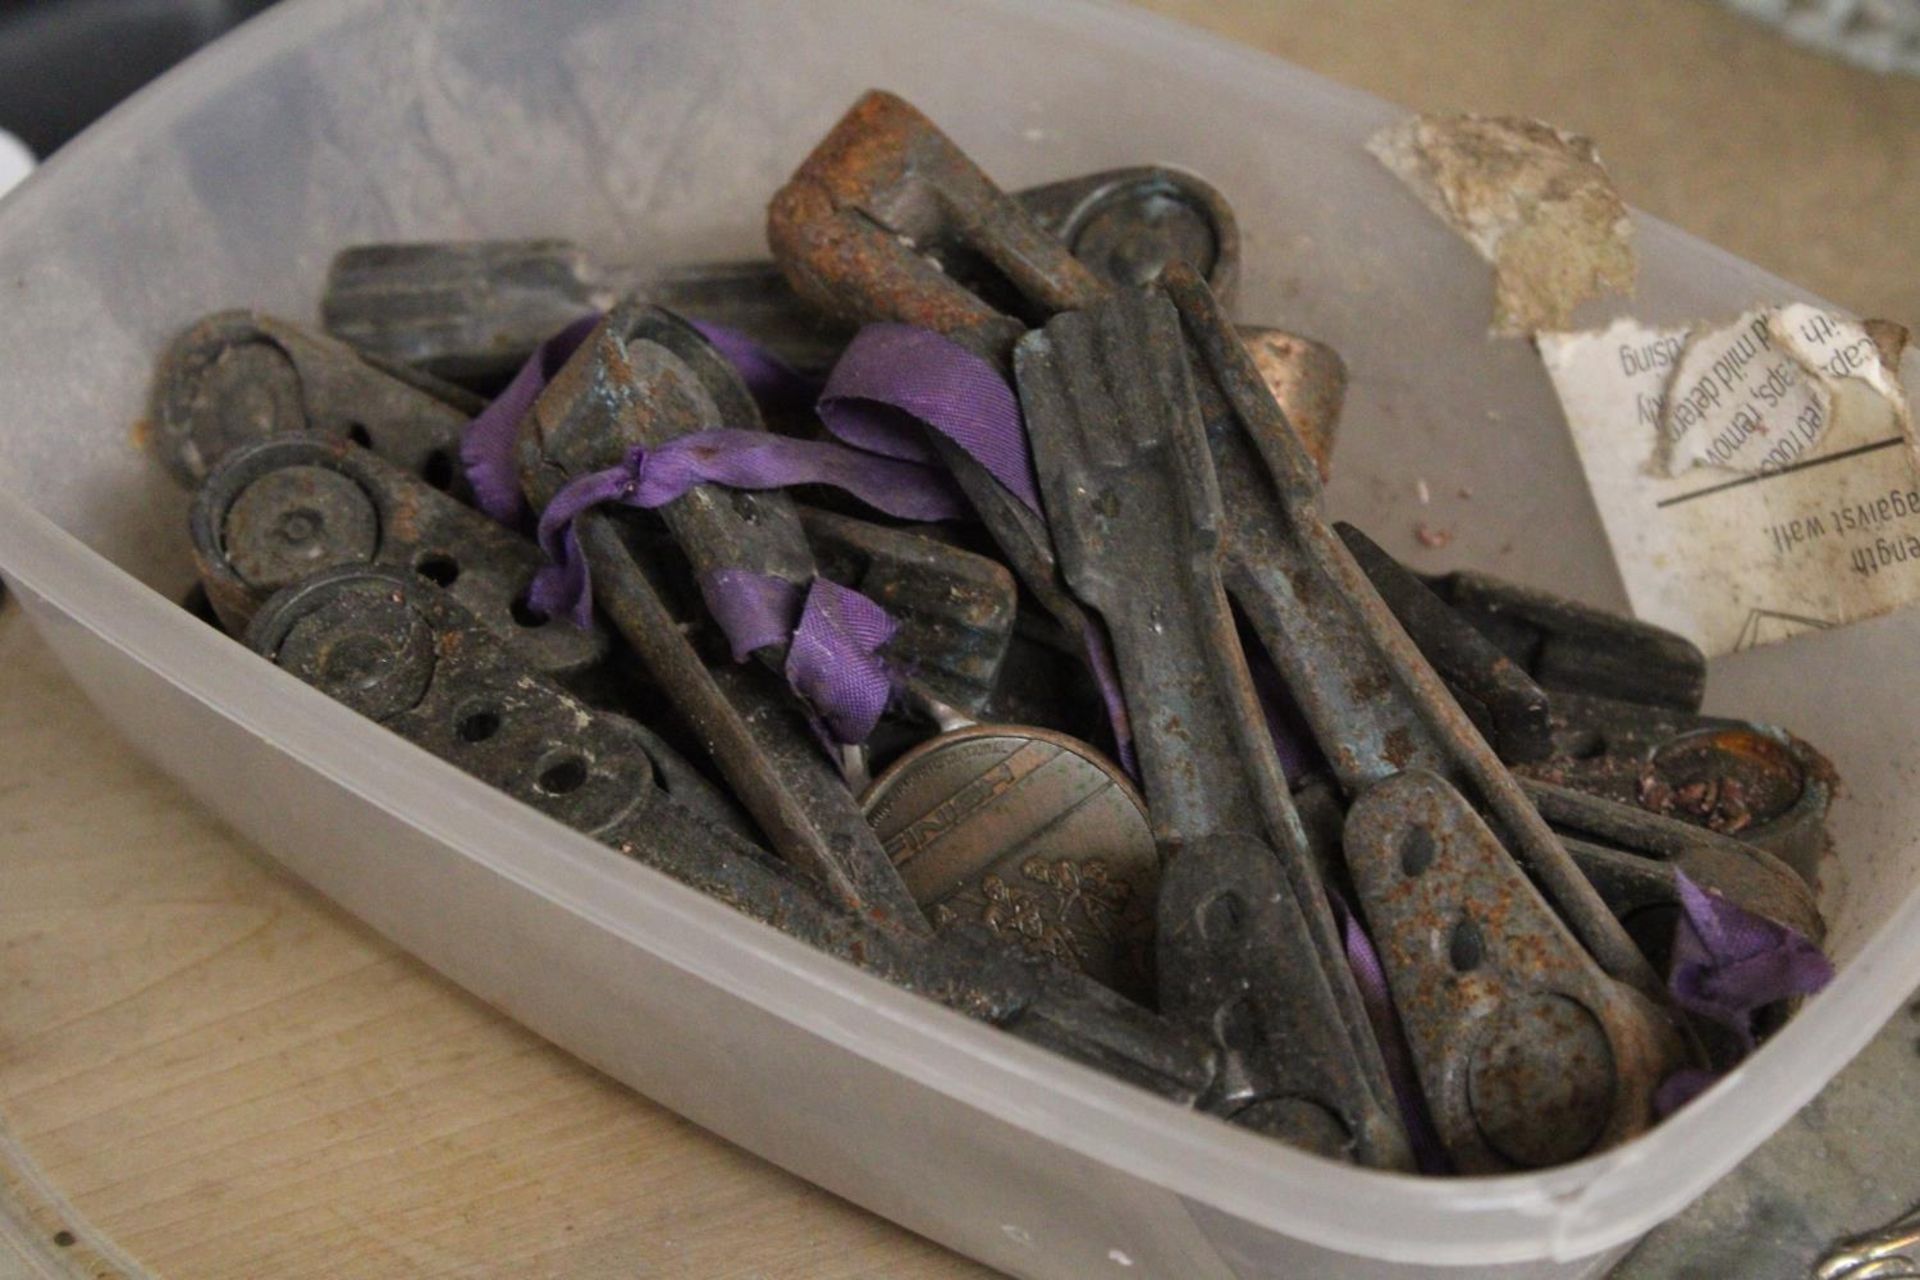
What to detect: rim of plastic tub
<box><xmin>0</xmin><ymin>0</ymin><xmax>1913</xmax><ymax>1266</ymax></box>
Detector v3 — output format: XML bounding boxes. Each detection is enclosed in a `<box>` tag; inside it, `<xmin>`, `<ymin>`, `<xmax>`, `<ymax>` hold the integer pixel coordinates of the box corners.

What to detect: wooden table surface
<box><xmin>2</xmin><ymin>3</ymin><xmax>1915</xmax><ymax>1277</ymax></box>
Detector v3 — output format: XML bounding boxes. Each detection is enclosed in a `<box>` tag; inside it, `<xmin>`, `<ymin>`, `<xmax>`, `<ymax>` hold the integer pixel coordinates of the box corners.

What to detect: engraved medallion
<box><xmin>861</xmin><ymin>725</ymin><xmax>1157</xmax><ymax>996</ymax></box>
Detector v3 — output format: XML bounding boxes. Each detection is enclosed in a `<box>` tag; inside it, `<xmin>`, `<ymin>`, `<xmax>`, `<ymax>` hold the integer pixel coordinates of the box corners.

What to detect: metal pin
<box><xmin>149</xmin><ymin>310</ymin><xmax>483</xmax><ymax>489</ymax></box>
<box><xmin>191</xmin><ymin>433</ymin><xmax>608</xmax><ymax>682</ymax></box>
<box><xmin>248</xmin><ymin>565</ymin><xmax>1219</xmax><ymax>1106</ymax></box>
<box><xmin>1016</xmin><ymin>286</ymin><xmax>1412</xmax><ymax>1168</ymax></box>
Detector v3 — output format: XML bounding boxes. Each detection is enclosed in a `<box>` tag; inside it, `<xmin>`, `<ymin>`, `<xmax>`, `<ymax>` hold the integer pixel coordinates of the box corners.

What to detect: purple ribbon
<box><xmin>787</xmin><ymin>578</ymin><xmax>901</xmax><ymax>745</ymax></box>
<box><xmin>818</xmin><ymin>323</ymin><xmax>1043</xmax><ymax>511</ymax></box>
<box><xmin>700</xmin><ymin>570</ymin><xmax>900</xmax><ymax>745</ymax></box>
<box><xmin>816</xmin><ymin>323</ymin><xmax>1134</xmax><ymax>774</ymax></box>
<box><xmin>1657</xmin><ymin>870</ymin><xmax>1833</xmax><ymax>1113</ymax></box>
<box><xmin>462</xmin><ymin>315</ymin><xmax>1137</xmax><ymax>769</ymax></box>
<box><xmin>702</xmin><ymin>568</ymin><xmax>807</xmax><ymax>662</ymax></box>
<box><xmin>460</xmin><ymin>313</ymin><xmax>601</xmax><ymax>524</ymax></box>
<box><xmin>527</xmin><ymin>432</ymin><xmax>967</xmax><ymax>629</ymax></box>
<box><xmin>690</xmin><ymin>320</ymin><xmax>821</xmax><ymax>412</ymax></box>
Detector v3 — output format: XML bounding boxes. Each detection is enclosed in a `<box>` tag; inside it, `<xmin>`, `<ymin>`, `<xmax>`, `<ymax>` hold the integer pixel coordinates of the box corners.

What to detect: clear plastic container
<box><xmin>0</xmin><ymin>1</ymin><xmax>1913</xmax><ymax>1275</ymax></box>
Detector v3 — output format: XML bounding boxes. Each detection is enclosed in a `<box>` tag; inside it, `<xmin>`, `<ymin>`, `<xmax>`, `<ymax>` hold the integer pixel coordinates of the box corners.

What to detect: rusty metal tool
<box><xmin>149</xmin><ymin>310</ymin><xmax>484</xmax><ymax>489</ymax></box>
<box><xmin>246</xmin><ymin>565</ymin><xmax>1218</xmax><ymax>1104</ymax></box>
<box><xmin>1516</xmin><ymin>692</ymin><xmax>1835</xmax><ymax>888</ymax></box>
<box><xmin>1338</xmin><ymin>521</ymin><xmax>1554</xmax><ymax>765</ymax></box>
<box><xmin>321</xmin><ymin>166</ymin><xmax>1238</xmax><ymax>390</ymax></box>
<box><xmin>1164</xmin><ymin>264</ymin><xmax>1663</xmax><ymax>999</ymax></box>
<box><xmin>323</xmin><ymin>247</ymin><xmax>851</xmax><ymax>390</ymax></box>
<box><xmin>798</xmin><ymin>506</ymin><xmax>1017</xmax><ymax>717</ymax></box>
<box><xmin>515</xmin><ymin>302</ymin><xmax>928</xmax><ymax>933</ymax></box>
<box><xmin>1421</xmin><ymin>569</ymin><xmax>1708</xmax><ymax>713</ymax></box>
<box><xmin>191</xmin><ymin>433</ymin><xmax>608</xmax><ymax>681</ymax></box>
<box><xmin>1015</xmin><ymin>286</ymin><xmax>1411</xmax><ymax>1168</ymax></box>
<box><xmin>1344</xmin><ymin>770</ymin><xmax>1685</xmax><ymax>1171</ymax></box>
<box><xmin>1529</xmin><ymin>777</ymin><xmax>1823</xmax><ymax>950</ymax></box>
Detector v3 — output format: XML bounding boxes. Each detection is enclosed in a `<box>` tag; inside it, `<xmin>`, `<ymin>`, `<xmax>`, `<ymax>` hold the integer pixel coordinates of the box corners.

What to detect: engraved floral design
<box><xmin>945</xmin><ymin>857</ymin><xmax>1134</xmax><ymax>973</ymax></box>
<box><xmin>1022</xmin><ymin>856</ymin><xmax>1129</xmax><ymax>940</ymax></box>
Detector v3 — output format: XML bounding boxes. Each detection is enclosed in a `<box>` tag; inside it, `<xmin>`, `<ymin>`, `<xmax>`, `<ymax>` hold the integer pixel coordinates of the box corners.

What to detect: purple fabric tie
<box><xmin>818</xmin><ymin>323</ymin><xmax>1042</xmax><ymax>511</ymax></box>
<box><xmin>700</xmin><ymin>570</ymin><xmax>900</xmax><ymax>746</ymax></box>
<box><xmin>817</xmin><ymin>323</ymin><xmax>1135</xmax><ymax>774</ymax></box>
<box><xmin>690</xmin><ymin>320</ymin><xmax>821</xmax><ymax>412</ymax></box>
<box><xmin>527</xmin><ymin>432</ymin><xmax>966</xmax><ymax>629</ymax></box>
<box><xmin>702</xmin><ymin>568</ymin><xmax>806</xmax><ymax>662</ymax></box>
<box><xmin>787</xmin><ymin>578</ymin><xmax>901</xmax><ymax>745</ymax></box>
<box><xmin>1657</xmin><ymin>870</ymin><xmax>1834</xmax><ymax>1113</ymax></box>
<box><xmin>460</xmin><ymin>313</ymin><xmax>601</xmax><ymax>525</ymax></box>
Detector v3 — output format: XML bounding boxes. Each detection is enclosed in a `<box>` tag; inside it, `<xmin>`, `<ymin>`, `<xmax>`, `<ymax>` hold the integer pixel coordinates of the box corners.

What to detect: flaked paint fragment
<box><xmin>1370</xmin><ymin>114</ymin><xmax>1635</xmax><ymax>336</ymax></box>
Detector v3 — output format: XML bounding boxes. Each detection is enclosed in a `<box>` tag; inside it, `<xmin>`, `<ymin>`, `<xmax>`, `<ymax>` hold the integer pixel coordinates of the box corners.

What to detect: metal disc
<box><xmin>223</xmin><ymin>463</ymin><xmax>379</xmax><ymax>592</ymax></box>
<box><xmin>861</xmin><ymin>725</ymin><xmax>1158</xmax><ymax>994</ymax></box>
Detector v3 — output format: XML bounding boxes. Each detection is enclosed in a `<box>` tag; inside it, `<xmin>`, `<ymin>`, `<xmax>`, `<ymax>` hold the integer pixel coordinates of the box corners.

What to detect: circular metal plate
<box><xmin>271</xmin><ymin>579</ymin><xmax>435</xmax><ymax>723</ymax></box>
<box><xmin>223</xmin><ymin>463</ymin><xmax>379</xmax><ymax>592</ymax></box>
<box><xmin>861</xmin><ymin>725</ymin><xmax>1157</xmax><ymax>993</ymax></box>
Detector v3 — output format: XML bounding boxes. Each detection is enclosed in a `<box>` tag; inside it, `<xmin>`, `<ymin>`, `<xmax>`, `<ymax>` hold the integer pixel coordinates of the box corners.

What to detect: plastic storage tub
<box><xmin>0</xmin><ymin>2</ymin><xmax>1914</xmax><ymax>1276</ymax></box>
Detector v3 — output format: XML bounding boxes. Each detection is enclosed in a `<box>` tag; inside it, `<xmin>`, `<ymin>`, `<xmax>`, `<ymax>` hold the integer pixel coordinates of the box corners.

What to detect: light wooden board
<box><xmin>2</xmin><ymin>2</ymin><xmax>1915</xmax><ymax>1276</ymax></box>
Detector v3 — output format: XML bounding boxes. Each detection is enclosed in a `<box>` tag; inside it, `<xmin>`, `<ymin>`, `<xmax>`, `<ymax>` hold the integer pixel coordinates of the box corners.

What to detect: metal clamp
<box><xmin>191</xmin><ymin>433</ymin><xmax>608</xmax><ymax>682</ymax></box>
<box><xmin>1017</xmin><ymin>285</ymin><xmax>1412</xmax><ymax>1168</ymax></box>
<box><xmin>149</xmin><ymin>310</ymin><xmax>483</xmax><ymax>489</ymax></box>
<box><xmin>248</xmin><ymin>565</ymin><xmax>1218</xmax><ymax>1107</ymax></box>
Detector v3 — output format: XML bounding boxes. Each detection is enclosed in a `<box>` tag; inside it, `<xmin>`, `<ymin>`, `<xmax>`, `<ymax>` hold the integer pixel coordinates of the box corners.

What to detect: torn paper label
<box><xmin>1658</xmin><ymin>306</ymin><xmax>1907</xmax><ymax>478</ymax></box>
<box><xmin>1369</xmin><ymin>114</ymin><xmax>1635</xmax><ymax>336</ymax></box>
<box><xmin>1541</xmin><ymin>307</ymin><xmax>1918</xmax><ymax>656</ymax></box>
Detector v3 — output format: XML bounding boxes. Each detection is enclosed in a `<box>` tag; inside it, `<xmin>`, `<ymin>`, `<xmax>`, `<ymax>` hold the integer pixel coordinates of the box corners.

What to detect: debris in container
<box><xmin>145</xmin><ymin>87</ymin><xmax>1841</xmax><ymax>1176</ymax></box>
<box><xmin>1369</xmin><ymin>113</ymin><xmax>1636</xmax><ymax>336</ymax></box>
